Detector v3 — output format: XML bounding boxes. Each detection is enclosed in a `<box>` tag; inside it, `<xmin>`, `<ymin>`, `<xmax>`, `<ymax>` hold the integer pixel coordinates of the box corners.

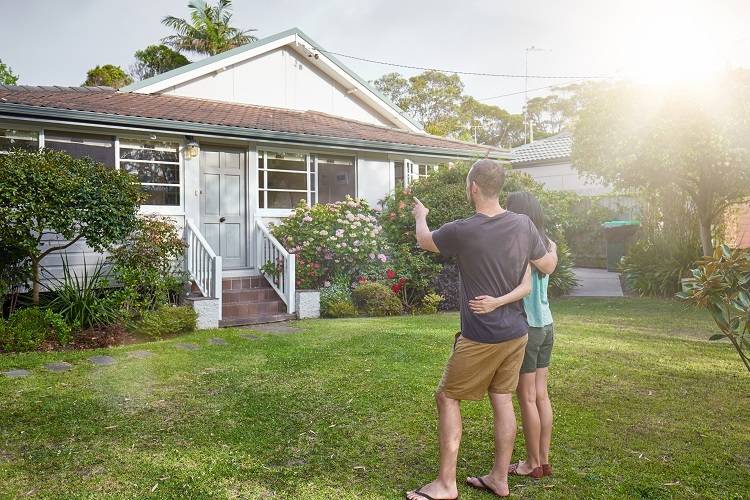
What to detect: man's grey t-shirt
<box><xmin>432</xmin><ymin>211</ymin><xmax>548</xmax><ymax>344</ymax></box>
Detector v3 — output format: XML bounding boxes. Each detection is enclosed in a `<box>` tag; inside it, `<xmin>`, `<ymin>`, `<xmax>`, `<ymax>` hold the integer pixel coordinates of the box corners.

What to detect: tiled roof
<box><xmin>0</xmin><ymin>85</ymin><xmax>505</xmax><ymax>158</ymax></box>
<box><xmin>510</xmin><ymin>132</ymin><xmax>572</xmax><ymax>164</ymax></box>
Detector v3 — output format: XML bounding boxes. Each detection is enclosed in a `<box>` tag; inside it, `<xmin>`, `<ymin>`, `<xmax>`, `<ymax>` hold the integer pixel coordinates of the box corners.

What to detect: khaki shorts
<box><xmin>437</xmin><ymin>332</ymin><xmax>528</xmax><ymax>401</ymax></box>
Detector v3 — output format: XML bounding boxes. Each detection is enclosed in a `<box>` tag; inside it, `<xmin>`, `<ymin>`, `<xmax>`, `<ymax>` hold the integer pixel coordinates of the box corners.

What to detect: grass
<box><xmin>0</xmin><ymin>297</ymin><xmax>748</xmax><ymax>499</ymax></box>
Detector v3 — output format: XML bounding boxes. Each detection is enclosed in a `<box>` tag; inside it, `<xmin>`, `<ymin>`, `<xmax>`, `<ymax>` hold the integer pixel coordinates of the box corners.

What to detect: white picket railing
<box><xmin>184</xmin><ymin>218</ymin><xmax>222</xmax><ymax>320</ymax></box>
<box><xmin>255</xmin><ymin>218</ymin><xmax>296</xmax><ymax>314</ymax></box>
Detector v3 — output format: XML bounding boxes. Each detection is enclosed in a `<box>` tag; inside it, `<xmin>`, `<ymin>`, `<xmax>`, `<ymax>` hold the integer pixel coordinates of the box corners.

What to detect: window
<box><xmin>258</xmin><ymin>150</ymin><xmax>309</xmax><ymax>209</ymax></box>
<box><xmin>0</xmin><ymin>128</ymin><xmax>38</xmax><ymax>152</ymax></box>
<box><xmin>119</xmin><ymin>139</ymin><xmax>180</xmax><ymax>206</ymax></box>
<box><xmin>316</xmin><ymin>155</ymin><xmax>355</xmax><ymax>204</ymax></box>
<box><xmin>394</xmin><ymin>161</ymin><xmax>405</xmax><ymax>186</ymax></box>
<box><xmin>45</xmin><ymin>131</ymin><xmax>115</xmax><ymax>167</ymax></box>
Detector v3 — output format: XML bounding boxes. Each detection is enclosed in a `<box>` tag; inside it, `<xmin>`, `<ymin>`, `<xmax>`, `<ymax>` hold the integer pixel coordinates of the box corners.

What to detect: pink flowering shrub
<box><xmin>270</xmin><ymin>196</ymin><xmax>388</xmax><ymax>289</ymax></box>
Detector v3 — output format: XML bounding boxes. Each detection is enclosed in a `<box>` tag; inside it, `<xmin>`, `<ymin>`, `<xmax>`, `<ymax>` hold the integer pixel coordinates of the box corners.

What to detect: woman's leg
<box><xmin>535</xmin><ymin>367</ymin><xmax>552</xmax><ymax>465</ymax></box>
<box><xmin>515</xmin><ymin>372</ymin><xmax>541</xmax><ymax>472</ymax></box>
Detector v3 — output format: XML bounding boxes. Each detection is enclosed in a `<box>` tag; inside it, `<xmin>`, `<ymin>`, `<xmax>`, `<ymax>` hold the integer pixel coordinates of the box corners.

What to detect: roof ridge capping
<box><xmin>0</xmin><ymin>85</ymin><xmax>116</xmax><ymax>93</ymax></box>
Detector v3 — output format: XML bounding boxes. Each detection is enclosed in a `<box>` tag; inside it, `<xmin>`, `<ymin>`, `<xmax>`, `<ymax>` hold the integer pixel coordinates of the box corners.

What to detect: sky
<box><xmin>2</xmin><ymin>0</ymin><xmax>750</xmax><ymax>113</ymax></box>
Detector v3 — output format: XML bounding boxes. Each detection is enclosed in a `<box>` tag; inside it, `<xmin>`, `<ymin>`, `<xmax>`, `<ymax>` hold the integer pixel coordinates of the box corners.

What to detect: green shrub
<box><xmin>621</xmin><ymin>234</ymin><xmax>702</xmax><ymax>297</ymax></box>
<box><xmin>323</xmin><ymin>300</ymin><xmax>358</xmax><ymax>318</ymax></box>
<box><xmin>320</xmin><ymin>274</ymin><xmax>354</xmax><ymax>317</ymax></box>
<box><xmin>0</xmin><ymin>307</ymin><xmax>71</xmax><ymax>352</ymax></box>
<box><xmin>416</xmin><ymin>292</ymin><xmax>444</xmax><ymax>315</ymax></box>
<box><xmin>548</xmin><ymin>239</ymin><xmax>579</xmax><ymax>297</ymax></box>
<box><xmin>351</xmin><ymin>282</ymin><xmax>403</xmax><ymax>316</ymax></box>
<box><xmin>133</xmin><ymin>305</ymin><xmax>197</xmax><ymax>338</ymax></box>
<box><xmin>271</xmin><ymin>196</ymin><xmax>388</xmax><ymax>289</ymax></box>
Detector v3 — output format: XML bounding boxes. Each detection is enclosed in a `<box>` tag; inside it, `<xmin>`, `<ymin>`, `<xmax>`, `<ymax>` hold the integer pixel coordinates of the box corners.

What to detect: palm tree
<box><xmin>161</xmin><ymin>0</ymin><xmax>257</xmax><ymax>56</ymax></box>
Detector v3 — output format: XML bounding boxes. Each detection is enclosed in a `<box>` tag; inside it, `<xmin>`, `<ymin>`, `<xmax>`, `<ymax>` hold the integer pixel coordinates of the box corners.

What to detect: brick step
<box><xmin>222</xmin><ymin>287</ymin><xmax>280</xmax><ymax>303</ymax></box>
<box><xmin>223</xmin><ymin>299</ymin><xmax>286</xmax><ymax>319</ymax></box>
<box><xmin>219</xmin><ymin>313</ymin><xmax>296</xmax><ymax>327</ymax></box>
<box><xmin>223</xmin><ymin>276</ymin><xmax>271</xmax><ymax>291</ymax></box>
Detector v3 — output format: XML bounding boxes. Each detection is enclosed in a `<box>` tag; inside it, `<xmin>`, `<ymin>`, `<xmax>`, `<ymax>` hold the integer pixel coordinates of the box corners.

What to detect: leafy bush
<box><xmin>621</xmin><ymin>234</ymin><xmax>702</xmax><ymax>297</ymax></box>
<box><xmin>133</xmin><ymin>305</ymin><xmax>197</xmax><ymax>338</ymax></box>
<box><xmin>271</xmin><ymin>197</ymin><xmax>388</xmax><ymax>289</ymax></box>
<box><xmin>548</xmin><ymin>239</ymin><xmax>578</xmax><ymax>297</ymax></box>
<box><xmin>109</xmin><ymin>215</ymin><xmax>187</xmax><ymax>312</ymax></box>
<box><xmin>46</xmin><ymin>258</ymin><xmax>121</xmax><ymax>329</ymax></box>
<box><xmin>0</xmin><ymin>307</ymin><xmax>71</xmax><ymax>352</ymax></box>
<box><xmin>323</xmin><ymin>300</ymin><xmax>358</xmax><ymax>318</ymax></box>
<box><xmin>351</xmin><ymin>282</ymin><xmax>403</xmax><ymax>316</ymax></box>
<box><xmin>320</xmin><ymin>274</ymin><xmax>354</xmax><ymax>316</ymax></box>
<box><xmin>0</xmin><ymin>240</ymin><xmax>30</xmax><ymax>314</ymax></box>
<box><xmin>416</xmin><ymin>292</ymin><xmax>444</xmax><ymax>315</ymax></box>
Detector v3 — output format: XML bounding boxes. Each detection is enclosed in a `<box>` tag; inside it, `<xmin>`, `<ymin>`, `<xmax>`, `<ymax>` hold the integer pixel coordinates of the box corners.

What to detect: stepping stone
<box><xmin>249</xmin><ymin>323</ymin><xmax>301</xmax><ymax>334</ymax></box>
<box><xmin>2</xmin><ymin>369</ymin><xmax>31</xmax><ymax>379</ymax></box>
<box><xmin>208</xmin><ymin>338</ymin><xmax>228</xmax><ymax>346</ymax></box>
<box><xmin>44</xmin><ymin>362</ymin><xmax>73</xmax><ymax>373</ymax></box>
<box><xmin>89</xmin><ymin>355</ymin><xmax>115</xmax><ymax>366</ymax></box>
<box><xmin>175</xmin><ymin>342</ymin><xmax>200</xmax><ymax>351</ymax></box>
<box><xmin>128</xmin><ymin>350</ymin><xmax>153</xmax><ymax>359</ymax></box>
<box><xmin>239</xmin><ymin>333</ymin><xmax>259</xmax><ymax>341</ymax></box>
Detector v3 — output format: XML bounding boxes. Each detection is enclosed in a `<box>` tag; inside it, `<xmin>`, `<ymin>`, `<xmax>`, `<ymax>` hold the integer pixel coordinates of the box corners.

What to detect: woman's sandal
<box><xmin>404</xmin><ymin>488</ymin><xmax>458</xmax><ymax>500</ymax></box>
<box><xmin>541</xmin><ymin>464</ymin><xmax>553</xmax><ymax>477</ymax></box>
<box><xmin>465</xmin><ymin>476</ymin><xmax>509</xmax><ymax>497</ymax></box>
<box><xmin>508</xmin><ymin>462</ymin><xmax>543</xmax><ymax>479</ymax></box>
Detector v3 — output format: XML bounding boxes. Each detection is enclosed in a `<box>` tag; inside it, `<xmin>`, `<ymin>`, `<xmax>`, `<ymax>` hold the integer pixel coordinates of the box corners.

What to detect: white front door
<box><xmin>199</xmin><ymin>146</ymin><xmax>247</xmax><ymax>270</ymax></box>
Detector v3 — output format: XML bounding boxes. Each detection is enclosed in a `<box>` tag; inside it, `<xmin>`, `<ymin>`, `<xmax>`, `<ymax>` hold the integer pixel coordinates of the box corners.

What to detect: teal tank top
<box><xmin>523</xmin><ymin>269</ymin><xmax>553</xmax><ymax>328</ymax></box>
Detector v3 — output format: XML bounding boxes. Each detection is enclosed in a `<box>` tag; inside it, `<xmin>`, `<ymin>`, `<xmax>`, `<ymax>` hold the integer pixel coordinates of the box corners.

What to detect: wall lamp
<box><xmin>185</xmin><ymin>136</ymin><xmax>200</xmax><ymax>159</ymax></box>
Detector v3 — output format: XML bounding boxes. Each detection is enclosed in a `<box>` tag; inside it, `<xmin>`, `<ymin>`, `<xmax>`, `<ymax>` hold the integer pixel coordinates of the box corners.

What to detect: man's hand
<box><xmin>413</xmin><ymin>197</ymin><xmax>429</xmax><ymax>220</ymax></box>
<box><xmin>468</xmin><ymin>295</ymin><xmax>499</xmax><ymax>315</ymax></box>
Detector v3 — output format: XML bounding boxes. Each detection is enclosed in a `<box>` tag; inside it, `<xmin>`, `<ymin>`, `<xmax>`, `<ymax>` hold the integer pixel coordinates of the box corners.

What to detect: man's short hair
<box><xmin>467</xmin><ymin>159</ymin><xmax>506</xmax><ymax>199</ymax></box>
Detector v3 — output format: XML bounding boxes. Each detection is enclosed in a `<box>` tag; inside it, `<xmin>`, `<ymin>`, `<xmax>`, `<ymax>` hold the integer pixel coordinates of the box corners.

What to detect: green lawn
<box><xmin>1</xmin><ymin>298</ymin><xmax>748</xmax><ymax>499</ymax></box>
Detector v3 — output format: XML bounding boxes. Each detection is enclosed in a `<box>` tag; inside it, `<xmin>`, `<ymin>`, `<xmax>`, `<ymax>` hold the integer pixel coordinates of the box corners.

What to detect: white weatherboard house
<box><xmin>0</xmin><ymin>28</ymin><xmax>506</xmax><ymax>327</ymax></box>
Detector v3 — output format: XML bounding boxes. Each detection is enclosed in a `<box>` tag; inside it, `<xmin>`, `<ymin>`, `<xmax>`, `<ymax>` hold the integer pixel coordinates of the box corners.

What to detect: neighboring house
<box><xmin>510</xmin><ymin>132</ymin><xmax>611</xmax><ymax>196</ymax></box>
<box><xmin>0</xmin><ymin>28</ymin><xmax>505</xmax><ymax>326</ymax></box>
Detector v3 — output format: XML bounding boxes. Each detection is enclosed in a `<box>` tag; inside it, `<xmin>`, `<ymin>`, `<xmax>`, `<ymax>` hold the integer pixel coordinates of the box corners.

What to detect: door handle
<box><xmin>219</xmin><ymin>217</ymin><xmax>226</xmax><ymax>223</ymax></box>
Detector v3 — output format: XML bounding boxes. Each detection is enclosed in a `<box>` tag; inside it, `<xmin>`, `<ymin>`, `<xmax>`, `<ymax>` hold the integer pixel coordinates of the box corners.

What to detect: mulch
<box><xmin>39</xmin><ymin>325</ymin><xmax>144</xmax><ymax>352</ymax></box>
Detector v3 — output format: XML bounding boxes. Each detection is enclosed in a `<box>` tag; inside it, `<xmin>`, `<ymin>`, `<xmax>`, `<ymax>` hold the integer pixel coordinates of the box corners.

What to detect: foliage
<box><xmin>0</xmin><ymin>307</ymin><xmax>71</xmax><ymax>352</ymax></box>
<box><xmin>679</xmin><ymin>245</ymin><xmax>750</xmax><ymax>373</ymax></box>
<box><xmin>319</xmin><ymin>274</ymin><xmax>353</xmax><ymax>317</ymax></box>
<box><xmin>524</xmin><ymin>81</ymin><xmax>607</xmax><ymax>138</ymax></box>
<box><xmin>46</xmin><ymin>258</ymin><xmax>121</xmax><ymax>330</ymax></box>
<box><xmin>131</xmin><ymin>44</ymin><xmax>190</xmax><ymax>80</ymax></box>
<box><xmin>162</xmin><ymin>0</ymin><xmax>257</xmax><ymax>56</ymax></box>
<box><xmin>322</xmin><ymin>300</ymin><xmax>358</xmax><ymax>319</ymax></box>
<box><xmin>0</xmin><ymin>59</ymin><xmax>18</xmax><ymax>85</ymax></box>
<box><xmin>271</xmin><ymin>197</ymin><xmax>387</xmax><ymax>289</ymax></box>
<box><xmin>416</xmin><ymin>292</ymin><xmax>444</xmax><ymax>315</ymax></box>
<box><xmin>572</xmin><ymin>74</ymin><xmax>750</xmax><ymax>255</ymax></box>
<box><xmin>0</xmin><ymin>240</ymin><xmax>30</xmax><ymax>312</ymax></box>
<box><xmin>351</xmin><ymin>282</ymin><xmax>403</xmax><ymax>317</ymax></box>
<box><xmin>132</xmin><ymin>305</ymin><xmax>197</xmax><ymax>339</ymax></box>
<box><xmin>0</xmin><ymin>149</ymin><xmax>143</xmax><ymax>304</ymax></box>
<box><xmin>108</xmin><ymin>216</ymin><xmax>187</xmax><ymax>312</ymax></box>
<box><xmin>548</xmin><ymin>239</ymin><xmax>579</xmax><ymax>297</ymax></box>
<box><xmin>83</xmin><ymin>64</ymin><xmax>133</xmax><ymax>88</ymax></box>
<box><xmin>621</xmin><ymin>233</ymin><xmax>702</xmax><ymax>297</ymax></box>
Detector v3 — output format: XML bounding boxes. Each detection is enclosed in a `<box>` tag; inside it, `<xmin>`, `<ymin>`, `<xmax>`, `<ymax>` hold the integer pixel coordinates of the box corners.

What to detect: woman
<box><xmin>505</xmin><ymin>191</ymin><xmax>556</xmax><ymax>479</ymax></box>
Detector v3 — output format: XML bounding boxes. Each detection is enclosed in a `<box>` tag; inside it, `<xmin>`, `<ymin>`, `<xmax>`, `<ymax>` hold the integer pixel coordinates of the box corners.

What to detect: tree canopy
<box><xmin>83</xmin><ymin>64</ymin><xmax>133</xmax><ymax>88</ymax></box>
<box><xmin>162</xmin><ymin>0</ymin><xmax>257</xmax><ymax>56</ymax></box>
<box><xmin>0</xmin><ymin>59</ymin><xmax>18</xmax><ymax>85</ymax></box>
<box><xmin>131</xmin><ymin>44</ymin><xmax>191</xmax><ymax>81</ymax></box>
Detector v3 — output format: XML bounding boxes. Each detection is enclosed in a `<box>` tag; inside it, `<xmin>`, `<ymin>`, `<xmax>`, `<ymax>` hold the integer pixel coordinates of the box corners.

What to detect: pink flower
<box><xmin>302</xmin><ymin>215</ymin><xmax>313</xmax><ymax>222</ymax></box>
<box><xmin>377</xmin><ymin>253</ymin><xmax>387</xmax><ymax>263</ymax></box>
<box><xmin>386</xmin><ymin>269</ymin><xmax>396</xmax><ymax>279</ymax></box>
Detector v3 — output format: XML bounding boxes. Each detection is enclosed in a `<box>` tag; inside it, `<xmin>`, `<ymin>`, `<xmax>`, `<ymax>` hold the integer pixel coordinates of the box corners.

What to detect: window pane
<box><xmin>267</xmin><ymin>191</ymin><xmax>307</xmax><ymax>209</ymax></box>
<box><xmin>317</xmin><ymin>155</ymin><xmax>355</xmax><ymax>204</ymax></box>
<box><xmin>141</xmin><ymin>185</ymin><xmax>180</xmax><ymax>206</ymax></box>
<box><xmin>120</xmin><ymin>140</ymin><xmax>179</xmax><ymax>162</ymax></box>
<box><xmin>45</xmin><ymin>131</ymin><xmax>115</xmax><ymax>167</ymax></box>
<box><xmin>265</xmin><ymin>151</ymin><xmax>306</xmax><ymax>171</ymax></box>
<box><xmin>258</xmin><ymin>170</ymin><xmax>265</xmax><ymax>189</ymax></box>
<box><xmin>267</xmin><ymin>170</ymin><xmax>307</xmax><ymax>190</ymax></box>
<box><xmin>122</xmin><ymin>161</ymin><xmax>179</xmax><ymax>184</ymax></box>
<box><xmin>394</xmin><ymin>161</ymin><xmax>404</xmax><ymax>185</ymax></box>
<box><xmin>0</xmin><ymin>128</ymin><xmax>38</xmax><ymax>152</ymax></box>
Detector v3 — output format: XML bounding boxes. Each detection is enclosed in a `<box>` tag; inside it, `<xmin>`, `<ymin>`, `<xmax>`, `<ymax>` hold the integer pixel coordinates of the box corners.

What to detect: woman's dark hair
<box><xmin>506</xmin><ymin>191</ymin><xmax>551</xmax><ymax>250</ymax></box>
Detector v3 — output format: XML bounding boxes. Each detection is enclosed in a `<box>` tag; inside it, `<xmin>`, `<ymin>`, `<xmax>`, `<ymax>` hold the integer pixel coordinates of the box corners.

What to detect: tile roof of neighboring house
<box><xmin>0</xmin><ymin>86</ymin><xmax>506</xmax><ymax>159</ymax></box>
<box><xmin>510</xmin><ymin>131</ymin><xmax>572</xmax><ymax>165</ymax></box>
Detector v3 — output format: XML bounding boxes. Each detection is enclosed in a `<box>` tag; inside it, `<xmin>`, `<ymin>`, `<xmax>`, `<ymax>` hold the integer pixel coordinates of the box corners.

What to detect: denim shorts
<box><xmin>520</xmin><ymin>323</ymin><xmax>554</xmax><ymax>374</ymax></box>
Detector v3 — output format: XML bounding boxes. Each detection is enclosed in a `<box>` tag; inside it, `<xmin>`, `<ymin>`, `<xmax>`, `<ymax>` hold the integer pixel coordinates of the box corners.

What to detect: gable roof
<box><xmin>510</xmin><ymin>132</ymin><xmax>572</xmax><ymax>165</ymax></box>
<box><xmin>0</xmin><ymin>86</ymin><xmax>506</xmax><ymax>159</ymax></box>
<box><xmin>122</xmin><ymin>28</ymin><xmax>423</xmax><ymax>133</ymax></box>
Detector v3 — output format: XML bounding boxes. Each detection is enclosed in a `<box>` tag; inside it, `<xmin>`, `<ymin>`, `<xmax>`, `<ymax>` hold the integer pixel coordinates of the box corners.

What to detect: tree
<box><xmin>572</xmin><ymin>77</ymin><xmax>750</xmax><ymax>255</ymax></box>
<box><xmin>83</xmin><ymin>64</ymin><xmax>133</xmax><ymax>88</ymax></box>
<box><xmin>373</xmin><ymin>72</ymin><xmax>410</xmax><ymax>109</ymax></box>
<box><xmin>403</xmin><ymin>70</ymin><xmax>464</xmax><ymax>135</ymax></box>
<box><xmin>0</xmin><ymin>149</ymin><xmax>144</xmax><ymax>304</ymax></box>
<box><xmin>525</xmin><ymin>81</ymin><xmax>609</xmax><ymax>139</ymax></box>
<box><xmin>457</xmin><ymin>97</ymin><xmax>525</xmax><ymax>148</ymax></box>
<box><xmin>162</xmin><ymin>0</ymin><xmax>257</xmax><ymax>56</ymax></box>
<box><xmin>131</xmin><ymin>44</ymin><xmax>190</xmax><ymax>81</ymax></box>
<box><xmin>0</xmin><ymin>59</ymin><xmax>18</xmax><ymax>85</ymax></box>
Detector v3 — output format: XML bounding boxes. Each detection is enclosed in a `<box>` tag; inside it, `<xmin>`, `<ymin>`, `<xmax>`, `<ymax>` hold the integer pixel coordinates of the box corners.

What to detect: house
<box><xmin>510</xmin><ymin>131</ymin><xmax>611</xmax><ymax>195</ymax></box>
<box><xmin>0</xmin><ymin>28</ymin><xmax>506</xmax><ymax>327</ymax></box>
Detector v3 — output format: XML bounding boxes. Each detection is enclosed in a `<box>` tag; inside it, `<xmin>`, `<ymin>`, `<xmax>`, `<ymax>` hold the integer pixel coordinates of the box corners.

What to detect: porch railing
<box><xmin>255</xmin><ymin>218</ymin><xmax>296</xmax><ymax>314</ymax></box>
<box><xmin>184</xmin><ymin>218</ymin><xmax>222</xmax><ymax>319</ymax></box>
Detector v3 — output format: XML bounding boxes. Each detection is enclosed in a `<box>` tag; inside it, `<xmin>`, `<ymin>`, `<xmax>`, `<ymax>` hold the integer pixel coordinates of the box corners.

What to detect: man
<box><xmin>406</xmin><ymin>159</ymin><xmax>558</xmax><ymax>500</ymax></box>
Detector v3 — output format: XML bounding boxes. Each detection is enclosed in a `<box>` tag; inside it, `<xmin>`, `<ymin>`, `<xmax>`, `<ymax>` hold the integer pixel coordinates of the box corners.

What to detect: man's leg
<box><xmin>535</xmin><ymin>367</ymin><xmax>553</xmax><ymax>465</ymax></box>
<box><xmin>406</xmin><ymin>391</ymin><xmax>461</xmax><ymax>500</ymax></box>
<box><xmin>513</xmin><ymin>372</ymin><xmax>541</xmax><ymax>474</ymax></box>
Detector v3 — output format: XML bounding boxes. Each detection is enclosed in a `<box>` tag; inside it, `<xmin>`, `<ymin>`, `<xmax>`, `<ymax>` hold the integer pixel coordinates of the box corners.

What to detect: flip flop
<box><xmin>542</xmin><ymin>463</ymin><xmax>553</xmax><ymax>477</ymax></box>
<box><xmin>508</xmin><ymin>462</ymin><xmax>543</xmax><ymax>479</ymax></box>
<box><xmin>405</xmin><ymin>488</ymin><xmax>459</xmax><ymax>500</ymax></box>
<box><xmin>466</xmin><ymin>476</ymin><xmax>508</xmax><ymax>497</ymax></box>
